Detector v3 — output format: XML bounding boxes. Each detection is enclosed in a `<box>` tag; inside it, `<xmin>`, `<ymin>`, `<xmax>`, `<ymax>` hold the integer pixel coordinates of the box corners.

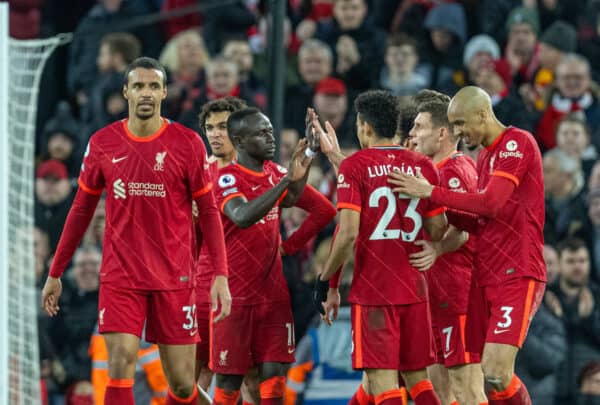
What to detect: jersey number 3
<box><xmin>369</xmin><ymin>186</ymin><xmax>422</xmax><ymax>242</ymax></box>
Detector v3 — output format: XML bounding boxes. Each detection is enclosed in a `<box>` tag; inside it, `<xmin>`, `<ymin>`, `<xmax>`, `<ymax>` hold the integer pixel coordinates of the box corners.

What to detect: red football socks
<box><xmin>349</xmin><ymin>384</ymin><xmax>374</xmax><ymax>405</ymax></box>
<box><xmin>488</xmin><ymin>375</ymin><xmax>531</xmax><ymax>405</ymax></box>
<box><xmin>409</xmin><ymin>380</ymin><xmax>441</xmax><ymax>405</ymax></box>
<box><xmin>166</xmin><ymin>385</ymin><xmax>198</xmax><ymax>404</ymax></box>
<box><xmin>374</xmin><ymin>388</ymin><xmax>407</xmax><ymax>404</ymax></box>
<box><xmin>105</xmin><ymin>378</ymin><xmax>134</xmax><ymax>405</ymax></box>
<box><xmin>212</xmin><ymin>387</ymin><xmax>240</xmax><ymax>405</ymax></box>
<box><xmin>260</xmin><ymin>376</ymin><xmax>286</xmax><ymax>405</ymax></box>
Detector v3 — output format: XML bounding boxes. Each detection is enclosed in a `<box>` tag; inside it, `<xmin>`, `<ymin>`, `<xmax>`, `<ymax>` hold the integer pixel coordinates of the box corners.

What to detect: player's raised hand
<box><xmin>312</xmin><ymin>116</ymin><xmax>340</xmax><ymax>156</ymax></box>
<box><xmin>321</xmin><ymin>288</ymin><xmax>341</xmax><ymax>326</ymax></box>
<box><xmin>287</xmin><ymin>139</ymin><xmax>312</xmax><ymax>182</ymax></box>
<box><xmin>41</xmin><ymin>276</ymin><xmax>62</xmax><ymax>317</ymax></box>
<box><xmin>211</xmin><ymin>275</ymin><xmax>232</xmax><ymax>323</ymax></box>
<box><xmin>388</xmin><ymin>170</ymin><xmax>434</xmax><ymax>198</ymax></box>
<box><xmin>409</xmin><ymin>240</ymin><xmax>439</xmax><ymax>271</ymax></box>
<box><xmin>305</xmin><ymin>108</ymin><xmax>320</xmax><ymax>153</ymax></box>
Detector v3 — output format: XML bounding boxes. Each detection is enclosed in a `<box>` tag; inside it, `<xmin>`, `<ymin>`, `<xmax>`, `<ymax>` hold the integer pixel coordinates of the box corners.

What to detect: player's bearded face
<box><xmin>124</xmin><ymin>68</ymin><xmax>167</xmax><ymax>120</ymax></box>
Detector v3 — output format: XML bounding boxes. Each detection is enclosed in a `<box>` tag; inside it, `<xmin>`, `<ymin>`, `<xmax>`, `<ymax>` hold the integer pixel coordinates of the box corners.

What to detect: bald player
<box><xmin>388</xmin><ymin>86</ymin><xmax>546</xmax><ymax>405</ymax></box>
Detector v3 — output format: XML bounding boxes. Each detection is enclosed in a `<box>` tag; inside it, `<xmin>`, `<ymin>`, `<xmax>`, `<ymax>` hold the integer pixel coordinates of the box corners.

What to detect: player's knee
<box><xmin>216</xmin><ymin>374</ymin><xmax>244</xmax><ymax>391</ymax></box>
<box><xmin>169</xmin><ymin>380</ymin><xmax>195</xmax><ymax>398</ymax></box>
<box><xmin>107</xmin><ymin>344</ymin><xmax>137</xmax><ymax>374</ymax></box>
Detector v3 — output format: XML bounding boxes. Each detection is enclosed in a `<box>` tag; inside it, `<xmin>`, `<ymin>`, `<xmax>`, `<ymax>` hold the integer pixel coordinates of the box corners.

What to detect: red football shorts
<box><xmin>432</xmin><ymin>314</ymin><xmax>480</xmax><ymax>368</ymax></box>
<box><xmin>210</xmin><ymin>302</ymin><xmax>295</xmax><ymax>375</ymax></box>
<box><xmin>351</xmin><ymin>302</ymin><xmax>435</xmax><ymax>371</ymax></box>
<box><xmin>98</xmin><ymin>283</ymin><xmax>199</xmax><ymax>345</ymax></box>
<box><xmin>196</xmin><ymin>303</ymin><xmax>212</xmax><ymax>363</ymax></box>
<box><xmin>466</xmin><ymin>277</ymin><xmax>545</xmax><ymax>355</ymax></box>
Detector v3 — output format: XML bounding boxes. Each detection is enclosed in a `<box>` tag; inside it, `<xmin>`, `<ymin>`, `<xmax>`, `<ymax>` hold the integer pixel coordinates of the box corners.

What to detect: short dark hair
<box><xmin>354</xmin><ymin>90</ymin><xmax>400</xmax><ymax>139</ymax></box>
<box><xmin>101</xmin><ymin>32</ymin><xmax>142</xmax><ymax>64</ymax></box>
<box><xmin>123</xmin><ymin>57</ymin><xmax>167</xmax><ymax>86</ymax></box>
<box><xmin>557</xmin><ymin>237</ymin><xmax>588</xmax><ymax>257</ymax></box>
<box><xmin>557</xmin><ymin>112</ymin><xmax>590</xmax><ymax>137</ymax></box>
<box><xmin>386</xmin><ymin>33</ymin><xmax>417</xmax><ymax>50</ymax></box>
<box><xmin>227</xmin><ymin>107</ymin><xmax>262</xmax><ymax>139</ymax></box>
<box><xmin>396</xmin><ymin>100</ymin><xmax>417</xmax><ymax>143</ymax></box>
<box><xmin>418</xmin><ymin>100</ymin><xmax>450</xmax><ymax>129</ymax></box>
<box><xmin>199</xmin><ymin>97</ymin><xmax>248</xmax><ymax>135</ymax></box>
<box><xmin>413</xmin><ymin>89</ymin><xmax>451</xmax><ymax>106</ymax></box>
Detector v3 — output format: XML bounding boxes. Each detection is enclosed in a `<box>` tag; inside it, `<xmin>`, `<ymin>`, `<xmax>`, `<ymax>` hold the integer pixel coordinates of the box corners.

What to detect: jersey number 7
<box><xmin>369</xmin><ymin>186</ymin><xmax>422</xmax><ymax>242</ymax></box>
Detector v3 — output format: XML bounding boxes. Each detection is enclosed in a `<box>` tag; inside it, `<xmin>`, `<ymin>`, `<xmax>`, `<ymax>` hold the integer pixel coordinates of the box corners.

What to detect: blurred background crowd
<box><xmin>7</xmin><ymin>0</ymin><xmax>600</xmax><ymax>403</ymax></box>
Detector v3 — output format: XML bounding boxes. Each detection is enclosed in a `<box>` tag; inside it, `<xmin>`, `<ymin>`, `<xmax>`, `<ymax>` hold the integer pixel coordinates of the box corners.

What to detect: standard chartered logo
<box><xmin>113</xmin><ymin>179</ymin><xmax>126</xmax><ymax>199</ymax></box>
<box><xmin>113</xmin><ymin>178</ymin><xmax>166</xmax><ymax>199</ymax></box>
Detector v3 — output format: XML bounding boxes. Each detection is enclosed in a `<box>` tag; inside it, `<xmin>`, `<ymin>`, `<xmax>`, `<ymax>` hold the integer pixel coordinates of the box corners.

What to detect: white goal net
<box><xmin>0</xmin><ymin>5</ymin><xmax>71</xmax><ymax>404</ymax></box>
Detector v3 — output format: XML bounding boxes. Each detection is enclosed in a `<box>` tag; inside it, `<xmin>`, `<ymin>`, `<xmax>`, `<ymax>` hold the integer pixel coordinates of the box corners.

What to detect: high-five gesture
<box><xmin>286</xmin><ymin>139</ymin><xmax>312</xmax><ymax>182</ymax></box>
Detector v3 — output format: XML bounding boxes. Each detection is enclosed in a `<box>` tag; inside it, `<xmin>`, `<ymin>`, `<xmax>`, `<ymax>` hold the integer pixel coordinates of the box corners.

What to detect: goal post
<box><xmin>0</xmin><ymin>5</ymin><xmax>71</xmax><ymax>402</ymax></box>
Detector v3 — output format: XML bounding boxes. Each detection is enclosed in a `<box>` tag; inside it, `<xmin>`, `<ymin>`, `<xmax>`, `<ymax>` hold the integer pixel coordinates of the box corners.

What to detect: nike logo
<box><xmin>189</xmin><ymin>330</ymin><xmax>198</xmax><ymax>336</ymax></box>
<box><xmin>251</xmin><ymin>185</ymin><xmax>261</xmax><ymax>191</ymax></box>
<box><xmin>112</xmin><ymin>156</ymin><xmax>127</xmax><ymax>163</ymax></box>
<box><xmin>493</xmin><ymin>328</ymin><xmax>510</xmax><ymax>335</ymax></box>
<box><xmin>443</xmin><ymin>351</ymin><xmax>454</xmax><ymax>359</ymax></box>
<box><xmin>288</xmin><ymin>348</ymin><xmax>295</xmax><ymax>354</ymax></box>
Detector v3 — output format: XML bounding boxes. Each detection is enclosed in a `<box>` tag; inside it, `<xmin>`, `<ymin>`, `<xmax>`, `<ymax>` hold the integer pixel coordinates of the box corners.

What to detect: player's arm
<box><xmin>280</xmin><ymin>185</ymin><xmax>336</xmax><ymax>256</ymax></box>
<box><xmin>389</xmin><ymin>172</ymin><xmax>516</xmax><ymax>218</ymax></box>
<box><xmin>313</xmin><ymin>209</ymin><xmax>358</xmax><ymax>306</ymax></box>
<box><xmin>42</xmin><ymin>188</ymin><xmax>101</xmax><ymax>316</ymax></box>
<box><xmin>424</xmin><ymin>211</ymin><xmax>448</xmax><ymax>242</ymax></box>
<box><xmin>410</xmin><ymin>225</ymin><xmax>468</xmax><ymax>271</ymax></box>
<box><xmin>224</xmin><ymin>177</ymin><xmax>293</xmax><ymax>228</ymax></box>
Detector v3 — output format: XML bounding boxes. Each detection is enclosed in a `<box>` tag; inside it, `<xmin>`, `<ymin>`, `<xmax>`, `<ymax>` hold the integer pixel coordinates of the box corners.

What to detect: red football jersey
<box><xmin>427</xmin><ymin>153</ymin><xmax>477</xmax><ymax>315</ymax></box>
<box><xmin>336</xmin><ymin>146</ymin><xmax>446</xmax><ymax>306</ymax></box>
<box><xmin>214</xmin><ymin>161</ymin><xmax>290</xmax><ymax>305</ymax></box>
<box><xmin>196</xmin><ymin>157</ymin><xmax>220</xmax><ymax>304</ymax></box>
<box><xmin>474</xmin><ymin>127</ymin><xmax>546</xmax><ymax>286</ymax></box>
<box><xmin>78</xmin><ymin>118</ymin><xmax>212</xmax><ymax>290</ymax></box>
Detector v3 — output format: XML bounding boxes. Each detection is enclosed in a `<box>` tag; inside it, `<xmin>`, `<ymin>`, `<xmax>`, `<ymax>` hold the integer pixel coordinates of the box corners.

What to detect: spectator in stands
<box><xmin>537</xmin><ymin>54</ymin><xmax>600</xmax><ymax>150</ymax></box>
<box><xmin>180</xmin><ymin>57</ymin><xmax>255</xmax><ymax>133</ymax></box>
<box><xmin>48</xmin><ymin>246</ymin><xmax>101</xmax><ymax>395</ymax></box>
<box><xmin>590</xmin><ymin>162</ymin><xmax>600</xmax><ymax>191</ymax></box>
<box><xmin>577</xmin><ymin>360</ymin><xmax>600</xmax><ymax>404</ymax></box>
<box><xmin>312</xmin><ymin>77</ymin><xmax>355</xmax><ymax>146</ymax></box>
<box><xmin>202</xmin><ymin>0</ymin><xmax>257</xmax><ymax>55</ymax></box>
<box><xmin>520</xmin><ymin>21</ymin><xmax>578</xmax><ymax>114</ymax></box>
<box><xmin>159</xmin><ymin>28</ymin><xmax>210</xmax><ymax>119</ymax></box>
<box><xmin>67</xmin><ymin>0</ymin><xmax>163</xmax><ymax>105</ymax></box>
<box><xmin>252</xmin><ymin>16</ymin><xmax>301</xmax><ymax>87</ymax></box>
<box><xmin>545</xmin><ymin>244</ymin><xmax>561</xmax><ymax>284</ymax></box>
<box><xmin>555</xmin><ymin>113</ymin><xmax>598</xmax><ymax>180</ymax></box>
<box><xmin>441</xmin><ymin>34</ymin><xmax>498</xmax><ymax>92</ymax></box>
<box><xmin>419</xmin><ymin>2</ymin><xmax>467</xmax><ymax>90</ymax></box>
<box><xmin>576</xmin><ymin>188</ymin><xmax>600</xmax><ymax>284</ymax></box>
<box><xmin>85</xmin><ymin>32</ymin><xmax>141</xmax><ymax>133</ymax></box>
<box><xmin>284</xmin><ymin>39</ymin><xmax>333</xmax><ymax>134</ymax></box>
<box><xmin>379</xmin><ymin>33</ymin><xmax>427</xmax><ymax>97</ymax></box>
<box><xmin>223</xmin><ymin>38</ymin><xmax>267</xmax><ymax>109</ymax></box>
<box><xmin>82</xmin><ymin>197</ymin><xmax>105</xmax><ymax>249</ymax></box>
<box><xmin>515</xmin><ymin>285</ymin><xmax>567</xmax><ymax>404</ymax></box>
<box><xmin>473</xmin><ymin>58</ymin><xmax>536</xmax><ymax>133</ymax></box>
<box><xmin>543</xmin><ymin>149</ymin><xmax>587</xmax><ymax>245</ymax></box>
<box><xmin>579</xmin><ymin>1</ymin><xmax>600</xmax><ymax>83</ymax></box>
<box><xmin>314</xmin><ymin>0</ymin><xmax>386</xmax><ymax>92</ymax></box>
<box><xmin>546</xmin><ymin>239</ymin><xmax>600</xmax><ymax>404</ymax></box>
<box><xmin>279</xmin><ymin>129</ymin><xmax>299</xmax><ymax>168</ymax></box>
<box><xmin>40</xmin><ymin>101</ymin><xmax>81</xmax><ymax>179</ymax></box>
<box><xmin>34</xmin><ymin>160</ymin><xmax>74</xmax><ymax>252</ymax></box>
<box><xmin>503</xmin><ymin>7</ymin><xmax>540</xmax><ymax>88</ymax></box>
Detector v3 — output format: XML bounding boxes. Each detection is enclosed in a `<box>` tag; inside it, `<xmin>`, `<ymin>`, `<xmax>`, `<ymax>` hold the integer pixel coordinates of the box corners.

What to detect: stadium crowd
<box><xmin>9</xmin><ymin>0</ymin><xmax>600</xmax><ymax>403</ymax></box>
